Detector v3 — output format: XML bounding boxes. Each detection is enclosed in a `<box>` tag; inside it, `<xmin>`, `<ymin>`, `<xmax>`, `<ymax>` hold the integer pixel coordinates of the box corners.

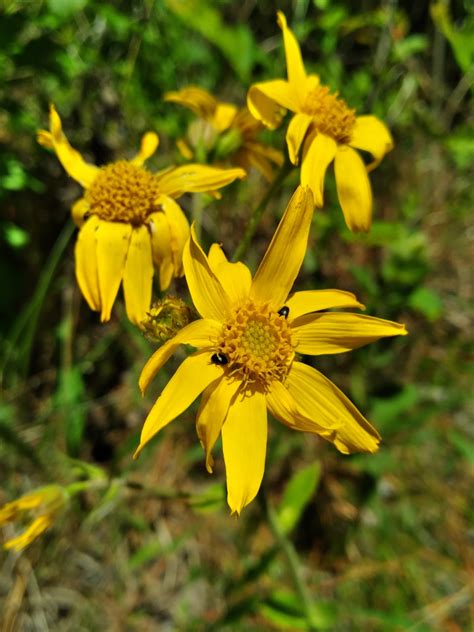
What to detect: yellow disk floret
<box><xmin>303</xmin><ymin>86</ymin><xmax>356</xmax><ymax>144</ymax></box>
<box><xmin>85</xmin><ymin>160</ymin><xmax>161</xmax><ymax>225</ymax></box>
<box><xmin>216</xmin><ymin>301</ymin><xmax>294</xmax><ymax>388</ymax></box>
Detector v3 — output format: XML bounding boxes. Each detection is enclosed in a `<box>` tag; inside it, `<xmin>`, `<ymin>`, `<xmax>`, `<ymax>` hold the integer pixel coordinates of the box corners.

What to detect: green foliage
<box><xmin>277</xmin><ymin>461</ymin><xmax>321</xmax><ymax>536</ymax></box>
<box><xmin>0</xmin><ymin>1</ymin><xmax>471</xmax><ymax>630</ymax></box>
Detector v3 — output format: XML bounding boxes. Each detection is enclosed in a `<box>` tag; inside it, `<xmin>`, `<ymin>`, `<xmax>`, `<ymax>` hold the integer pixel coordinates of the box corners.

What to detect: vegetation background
<box><xmin>0</xmin><ymin>0</ymin><xmax>472</xmax><ymax>630</ymax></box>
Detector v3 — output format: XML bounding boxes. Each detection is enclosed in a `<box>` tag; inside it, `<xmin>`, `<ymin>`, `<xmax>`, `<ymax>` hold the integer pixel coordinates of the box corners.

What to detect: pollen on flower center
<box><xmin>303</xmin><ymin>86</ymin><xmax>356</xmax><ymax>144</ymax></box>
<box><xmin>85</xmin><ymin>160</ymin><xmax>161</xmax><ymax>225</ymax></box>
<box><xmin>216</xmin><ymin>301</ymin><xmax>294</xmax><ymax>388</ymax></box>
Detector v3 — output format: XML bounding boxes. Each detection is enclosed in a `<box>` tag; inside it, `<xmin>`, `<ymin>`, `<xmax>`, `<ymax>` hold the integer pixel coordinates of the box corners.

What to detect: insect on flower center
<box><xmin>303</xmin><ymin>86</ymin><xmax>356</xmax><ymax>144</ymax></box>
<box><xmin>85</xmin><ymin>160</ymin><xmax>161</xmax><ymax>225</ymax></box>
<box><xmin>215</xmin><ymin>301</ymin><xmax>294</xmax><ymax>388</ymax></box>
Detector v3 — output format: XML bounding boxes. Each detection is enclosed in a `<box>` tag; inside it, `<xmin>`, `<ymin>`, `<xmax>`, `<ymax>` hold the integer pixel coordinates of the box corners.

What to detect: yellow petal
<box><xmin>301</xmin><ymin>132</ymin><xmax>337</xmax><ymax>207</ymax></box>
<box><xmin>350</xmin><ymin>115</ymin><xmax>394</xmax><ymax>171</ymax></box>
<box><xmin>122</xmin><ymin>226</ymin><xmax>154</xmax><ymax>325</ymax></box>
<box><xmin>156</xmin><ymin>164</ymin><xmax>245</xmax><ymax>199</ymax></box>
<box><xmin>285</xmin><ymin>289</ymin><xmax>364</xmax><ymax>320</ymax></box>
<box><xmin>212</xmin><ymin>103</ymin><xmax>238</xmax><ymax>132</ymax></box>
<box><xmin>276</xmin><ymin>11</ymin><xmax>307</xmax><ymax>100</ymax></box>
<box><xmin>4</xmin><ymin>515</ymin><xmax>52</xmax><ymax>552</ymax></box>
<box><xmin>164</xmin><ymin>86</ymin><xmax>218</xmax><ymax>120</ymax></box>
<box><xmin>237</xmin><ymin>143</ymin><xmax>283</xmax><ymax>182</ymax></box>
<box><xmin>75</xmin><ymin>215</ymin><xmax>100</xmax><ymax>312</ymax></box>
<box><xmin>95</xmin><ymin>220</ymin><xmax>132</xmax><ymax>322</ymax></box>
<box><xmin>71</xmin><ymin>197</ymin><xmax>90</xmax><ymax>227</ymax></box>
<box><xmin>286</xmin><ymin>362</ymin><xmax>380</xmax><ymax>453</ymax></box>
<box><xmin>251</xmin><ymin>186</ymin><xmax>314</xmax><ymax>309</ymax></box>
<box><xmin>208</xmin><ymin>244</ymin><xmax>252</xmax><ymax>305</ymax></box>
<box><xmin>39</xmin><ymin>104</ymin><xmax>99</xmax><ymax>188</ymax></box>
<box><xmin>286</xmin><ymin>113</ymin><xmax>312</xmax><ymax>165</ymax></box>
<box><xmin>247</xmin><ymin>80</ymin><xmax>299</xmax><ymax>129</ymax></box>
<box><xmin>135</xmin><ymin>352</ymin><xmax>224</xmax><ymax>458</ymax></box>
<box><xmin>292</xmin><ymin>312</ymin><xmax>407</xmax><ymax>355</ymax></box>
<box><xmin>334</xmin><ymin>146</ymin><xmax>372</xmax><ymax>232</ymax></box>
<box><xmin>266</xmin><ymin>380</ymin><xmax>331</xmax><ymax>434</ymax></box>
<box><xmin>139</xmin><ymin>318</ymin><xmax>223</xmax><ymax>394</ymax></box>
<box><xmin>147</xmin><ymin>210</ymin><xmax>173</xmax><ymax>290</ymax></box>
<box><xmin>176</xmin><ymin>138</ymin><xmax>194</xmax><ymax>160</ymax></box>
<box><xmin>157</xmin><ymin>195</ymin><xmax>190</xmax><ymax>276</ymax></box>
<box><xmin>221</xmin><ymin>388</ymin><xmax>267</xmax><ymax>514</ymax></box>
<box><xmin>183</xmin><ymin>225</ymin><xmax>231</xmax><ymax>321</ymax></box>
<box><xmin>196</xmin><ymin>377</ymin><xmax>241</xmax><ymax>473</ymax></box>
<box><xmin>131</xmin><ymin>132</ymin><xmax>159</xmax><ymax>167</ymax></box>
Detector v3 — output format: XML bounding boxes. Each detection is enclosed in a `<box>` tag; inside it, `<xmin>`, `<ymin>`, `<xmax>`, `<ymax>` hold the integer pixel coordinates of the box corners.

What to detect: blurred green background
<box><xmin>0</xmin><ymin>0</ymin><xmax>472</xmax><ymax>630</ymax></box>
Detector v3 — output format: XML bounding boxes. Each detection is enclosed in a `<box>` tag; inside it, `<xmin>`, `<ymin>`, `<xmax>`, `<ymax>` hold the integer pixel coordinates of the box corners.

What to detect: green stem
<box><xmin>261</xmin><ymin>490</ymin><xmax>318</xmax><ymax>631</ymax></box>
<box><xmin>232</xmin><ymin>160</ymin><xmax>292</xmax><ymax>262</ymax></box>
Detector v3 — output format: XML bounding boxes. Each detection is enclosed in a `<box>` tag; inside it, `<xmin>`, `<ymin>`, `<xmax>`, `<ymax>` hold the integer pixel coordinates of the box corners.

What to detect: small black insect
<box><xmin>278</xmin><ymin>306</ymin><xmax>290</xmax><ymax>319</ymax></box>
<box><xmin>211</xmin><ymin>352</ymin><xmax>228</xmax><ymax>365</ymax></box>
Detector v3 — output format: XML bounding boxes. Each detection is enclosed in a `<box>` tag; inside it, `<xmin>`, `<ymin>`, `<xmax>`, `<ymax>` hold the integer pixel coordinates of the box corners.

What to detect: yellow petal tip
<box><xmin>133</xmin><ymin>445</ymin><xmax>143</xmax><ymax>459</ymax></box>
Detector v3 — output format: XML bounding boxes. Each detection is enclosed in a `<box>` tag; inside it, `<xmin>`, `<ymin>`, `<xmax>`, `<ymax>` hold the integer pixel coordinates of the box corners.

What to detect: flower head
<box><xmin>247</xmin><ymin>12</ymin><xmax>394</xmax><ymax>232</ymax></box>
<box><xmin>135</xmin><ymin>186</ymin><xmax>407</xmax><ymax>514</ymax></box>
<box><xmin>165</xmin><ymin>86</ymin><xmax>283</xmax><ymax>181</ymax></box>
<box><xmin>0</xmin><ymin>485</ymin><xmax>67</xmax><ymax>551</ymax></box>
<box><xmin>38</xmin><ymin>105</ymin><xmax>245</xmax><ymax>324</ymax></box>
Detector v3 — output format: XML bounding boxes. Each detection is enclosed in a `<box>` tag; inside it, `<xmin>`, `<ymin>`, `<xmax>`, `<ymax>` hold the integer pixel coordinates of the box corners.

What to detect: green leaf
<box><xmin>2</xmin><ymin>222</ymin><xmax>29</xmax><ymax>248</ymax></box>
<box><xmin>448</xmin><ymin>430</ymin><xmax>474</xmax><ymax>465</ymax></box>
<box><xmin>277</xmin><ymin>462</ymin><xmax>321</xmax><ymax>535</ymax></box>
<box><xmin>408</xmin><ymin>286</ymin><xmax>443</xmax><ymax>321</ymax></box>
<box><xmin>46</xmin><ymin>0</ymin><xmax>88</xmax><ymax>18</ymax></box>
<box><xmin>55</xmin><ymin>366</ymin><xmax>86</xmax><ymax>456</ymax></box>
<box><xmin>166</xmin><ymin>0</ymin><xmax>256</xmax><ymax>82</ymax></box>
<box><xmin>370</xmin><ymin>384</ymin><xmax>419</xmax><ymax>429</ymax></box>
<box><xmin>189</xmin><ymin>482</ymin><xmax>226</xmax><ymax>513</ymax></box>
<box><xmin>260</xmin><ymin>590</ymin><xmax>336</xmax><ymax>630</ymax></box>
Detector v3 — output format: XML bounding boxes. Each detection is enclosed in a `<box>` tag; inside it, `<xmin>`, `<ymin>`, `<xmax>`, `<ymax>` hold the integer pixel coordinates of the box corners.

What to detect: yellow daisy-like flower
<box><xmin>165</xmin><ymin>86</ymin><xmax>284</xmax><ymax>181</ymax></box>
<box><xmin>135</xmin><ymin>186</ymin><xmax>407</xmax><ymax>514</ymax></box>
<box><xmin>247</xmin><ymin>12</ymin><xmax>394</xmax><ymax>232</ymax></box>
<box><xmin>38</xmin><ymin>105</ymin><xmax>245</xmax><ymax>324</ymax></box>
<box><xmin>0</xmin><ymin>485</ymin><xmax>67</xmax><ymax>551</ymax></box>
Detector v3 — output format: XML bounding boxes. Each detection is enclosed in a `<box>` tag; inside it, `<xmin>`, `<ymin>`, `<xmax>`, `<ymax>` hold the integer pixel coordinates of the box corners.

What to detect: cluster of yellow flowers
<box><xmin>1</xmin><ymin>12</ymin><xmax>407</xmax><ymax>548</ymax></box>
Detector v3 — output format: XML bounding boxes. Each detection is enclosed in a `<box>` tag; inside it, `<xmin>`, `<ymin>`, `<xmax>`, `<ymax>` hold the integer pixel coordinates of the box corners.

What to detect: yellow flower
<box><xmin>247</xmin><ymin>12</ymin><xmax>394</xmax><ymax>232</ymax></box>
<box><xmin>38</xmin><ymin>105</ymin><xmax>245</xmax><ymax>324</ymax></box>
<box><xmin>135</xmin><ymin>186</ymin><xmax>407</xmax><ymax>514</ymax></box>
<box><xmin>165</xmin><ymin>86</ymin><xmax>284</xmax><ymax>181</ymax></box>
<box><xmin>0</xmin><ymin>486</ymin><xmax>67</xmax><ymax>551</ymax></box>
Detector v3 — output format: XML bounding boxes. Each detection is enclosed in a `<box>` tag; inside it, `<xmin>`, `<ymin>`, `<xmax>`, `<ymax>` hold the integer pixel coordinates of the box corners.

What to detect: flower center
<box><xmin>302</xmin><ymin>86</ymin><xmax>356</xmax><ymax>144</ymax></box>
<box><xmin>85</xmin><ymin>161</ymin><xmax>161</xmax><ymax>225</ymax></box>
<box><xmin>215</xmin><ymin>301</ymin><xmax>294</xmax><ymax>388</ymax></box>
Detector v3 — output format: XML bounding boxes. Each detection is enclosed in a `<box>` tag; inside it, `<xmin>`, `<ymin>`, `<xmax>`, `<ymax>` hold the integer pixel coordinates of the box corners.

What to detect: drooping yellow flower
<box><xmin>38</xmin><ymin>105</ymin><xmax>245</xmax><ymax>324</ymax></box>
<box><xmin>135</xmin><ymin>186</ymin><xmax>407</xmax><ymax>514</ymax></box>
<box><xmin>247</xmin><ymin>12</ymin><xmax>394</xmax><ymax>232</ymax></box>
<box><xmin>165</xmin><ymin>86</ymin><xmax>284</xmax><ymax>181</ymax></box>
<box><xmin>0</xmin><ymin>485</ymin><xmax>67</xmax><ymax>551</ymax></box>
